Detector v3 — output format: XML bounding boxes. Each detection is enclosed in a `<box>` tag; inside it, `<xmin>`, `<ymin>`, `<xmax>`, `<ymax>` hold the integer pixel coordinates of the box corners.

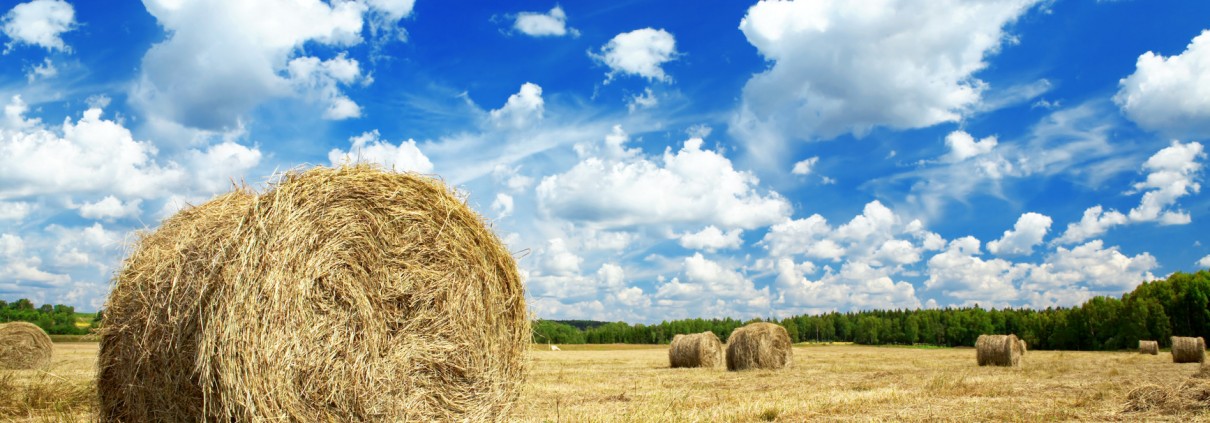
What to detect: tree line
<box><xmin>533</xmin><ymin>270</ymin><xmax>1210</xmax><ymax>350</ymax></box>
<box><xmin>0</xmin><ymin>298</ymin><xmax>92</xmax><ymax>335</ymax></box>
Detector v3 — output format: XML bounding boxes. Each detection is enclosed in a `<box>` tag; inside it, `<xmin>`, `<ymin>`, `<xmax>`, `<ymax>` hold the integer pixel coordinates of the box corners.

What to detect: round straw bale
<box><xmin>0</xmin><ymin>322</ymin><xmax>53</xmax><ymax>369</ymax></box>
<box><xmin>1139</xmin><ymin>340</ymin><xmax>1160</xmax><ymax>355</ymax></box>
<box><xmin>1017</xmin><ymin>338</ymin><xmax>1027</xmax><ymax>355</ymax></box>
<box><xmin>725</xmin><ymin>322</ymin><xmax>792</xmax><ymax>371</ymax></box>
<box><xmin>669</xmin><ymin>331</ymin><xmax>724</xmax><ymax>369</ymax></box>
<box><xmin>975</xmin><ymin>334</ymin><xmax>1022</xmax><ymax>367</ymax></box>
<box><xmin>98</xmin><ymin>165</ymin><xmax>529</xmax><ymax>422</ymax></box>
<box><xmin>1172</xmin><ymin>336</ymin><xmax>1206</xmax><ymax>364</ymax></box>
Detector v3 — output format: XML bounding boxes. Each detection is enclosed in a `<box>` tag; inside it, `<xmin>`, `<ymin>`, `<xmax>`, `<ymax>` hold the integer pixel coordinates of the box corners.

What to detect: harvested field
<box><xmin>4</xmin><ymin>342</ymin><xmax>1209</xmax><ymax>422</ymax></box>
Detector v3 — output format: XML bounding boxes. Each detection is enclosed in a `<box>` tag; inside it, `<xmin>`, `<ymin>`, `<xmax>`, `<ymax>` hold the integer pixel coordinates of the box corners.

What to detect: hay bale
<box><xmin>1139</xmin><ymin>340</ymin><xmax>1159</xmax><ymax>355</ymax></box>
<box><xmin>1017</xmin><ymin>338</ymin><xmax>1027</xmax><ymax>355</ymax></box>
<box><xmin>1172</xmin><ymin>336</ymin><xmax>1206</xmax><ymax>364</ymax></box>
<box><xmin>975</xmin><ymin>334</ymin><xmax>1022</xmax><ymax>367</ymax></box>
<box><xmin>98</xmin><ymin>165</ymin><xmax>530</xmax><ymax>422</ymax></box>
<box><xmin>725</xmin><ymin>322</ymin><xmax>792</xmax><ymax>371</ymax></box>
<box><xmin>0</xmin><ymin>322</ymin><xmax>53</xmax><ymax>369</ymax></box>
<box><xmin>669</xmin><ymin>331</ymin><xmax>724</xmax><ymax>369</ymax></box>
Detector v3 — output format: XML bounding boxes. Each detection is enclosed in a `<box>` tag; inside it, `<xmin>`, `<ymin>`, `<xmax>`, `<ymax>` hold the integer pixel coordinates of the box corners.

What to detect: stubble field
<box><xmin>2</xmin><ymin>342</ymin><xmax>1207</xmax><ymax>422</ymax></box>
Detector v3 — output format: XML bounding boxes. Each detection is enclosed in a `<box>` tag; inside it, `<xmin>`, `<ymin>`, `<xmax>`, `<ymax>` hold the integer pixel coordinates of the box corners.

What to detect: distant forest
<box><xmin>4</xmin><ymin>270</ymin><xmax>1206</xmax><ymax>349</ymax></box>
<box><xmin>0</xmin><ymin>299</ymin><xmax>92</xmax><ymax>335</ymax></box>
<box><xmin>534</xmin><ymin>270</ymin><xmax>1210</xmax><ymax>351</ymax></box>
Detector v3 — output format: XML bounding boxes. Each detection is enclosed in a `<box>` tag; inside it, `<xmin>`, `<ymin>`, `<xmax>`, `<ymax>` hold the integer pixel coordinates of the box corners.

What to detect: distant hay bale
<box><xmin>1171</xmin><ymin>336</ymin><xmax>1206</xmax><ymax>364</ymax></box>
<box><xmin>669</xmin><ymin>331</ymin><xmax>724</xmax><ymax>369</ymax></box>
<box><xmin>725</xmin><ymin>323</ymin><xmax>792</xmax><ymax>371</ymax></box>
<box><xmin>975</xmin><ymin>334</ymin><xmax>1022</xmax><ymax>367</ymax></box>
<box><xmin>0</xmin><ymin>322</ymin><xmax>53</xmax><ymax>369</ymax></box>
<box><xmin>1139</xmin><ymin>340</ymin><xmax>1159</xmax><ymax>355</ymax></box>
<box><xmin>1017</xmin><ymin>339</ymin><xmax>1027</xmax><ymax>355</ymax></box>
<box><xmin>97</xmin><ymin>165</ymin><xmax>529</xmax><ymax>422</ymax></box>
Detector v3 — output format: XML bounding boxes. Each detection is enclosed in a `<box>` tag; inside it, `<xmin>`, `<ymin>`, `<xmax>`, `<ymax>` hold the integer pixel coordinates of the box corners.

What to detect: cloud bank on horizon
<box><xmin>1</xmin><ymin>0</ymin><xmax>1208</xmax><ymax>323</ymax></box>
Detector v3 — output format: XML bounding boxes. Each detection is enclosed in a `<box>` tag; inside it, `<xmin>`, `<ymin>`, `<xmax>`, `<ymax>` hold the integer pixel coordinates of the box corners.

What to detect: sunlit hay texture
<box><xmin>725</xmin><ymin>322</ymin><xmax>792</xmax><ymax>371</ymax></box>
<box><xmin>1140</xmin><ymin>340</ymin><xmax>1160</xmax><ymax>355</ymax></box>
<box><xmin>0</xmin><ymin>322</ymin><xmax>53</xmax><ymax>370</ymax></box>
<box><xmin>975</xmin><ymin>334</ymin><xmax>1022</xmax><ymax>367</ymax></box>
<box><xmin>1018</xmin><ymin>339</ymin><xmax>1027</xmax><ymax>355</ymax></box>
<box><xmin>1122</xmin><ymin>379</ymin><xmax>1210</xmax><ymax>413</ymax></box>
<box><xmin>98</xmin><ymin>165</ymin><xmax>530</xmax><ymax>422</ymax></box>
<box><xmin>668</xmin><ymin>331</ymin><xmax>724</xmax><ymax>369</ymax></box>
<box><xmin>1171</xmin><ymin>336</ymin><xmax>1206</xmax><ymax>364</ymax></box>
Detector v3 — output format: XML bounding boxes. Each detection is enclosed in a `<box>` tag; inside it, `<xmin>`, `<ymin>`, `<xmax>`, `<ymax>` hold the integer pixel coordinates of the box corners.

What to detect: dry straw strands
<box><xmin>669</xmin><ymin>331</ymin><xmax>724</xmax><ymax>369</ymax></box>
<box><xmin>975</xmin><ymin>334</ymin><xmax>1022</xmax><ymax>367</ymax></box>
<box><xmin>1122</xmin><ymin>379</ymin><xmax>1210</xmax><ymax>413</ymax></box>
<box><xmin>1017</xmin><ymin>339</ymin><xmax>1027</xmax><ymax>355</ymax></box>
<box><xmin>0</xmin><ymin>322</ymin><xmax>53</xmax><ymax>370</ymax></box>
<box><xmin>1139</xmin><ymin>340</ymin><xmax>1160</xmax><ymax>355</ymax></box>
<box><xmin>725</xmin><ymin>322</ymin><xmax>792</xmax><ymax>371</ymax></box>
<box><xmin>1171</xmin><ymin>336</ymin><xmax>1206</xmax><ymax>364</ymax></box>
<box><xmin>97</xmin><ymin>165</ymin><xmax>529</xmax><ymax>422</ymax></box>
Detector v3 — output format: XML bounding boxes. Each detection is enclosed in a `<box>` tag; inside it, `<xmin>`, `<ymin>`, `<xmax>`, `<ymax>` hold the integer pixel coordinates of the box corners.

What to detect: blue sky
<box><xmin>1</xmin><ymin>0</ymin><xmax>1208</xmax><ymax>323</ymax></box>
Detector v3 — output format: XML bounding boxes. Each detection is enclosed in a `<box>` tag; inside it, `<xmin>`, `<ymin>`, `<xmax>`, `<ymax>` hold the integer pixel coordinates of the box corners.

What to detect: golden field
<box><xmin>2</xmin><ymin>342</ymin><xmax>1207</xmax><ymax>422</ymax></box>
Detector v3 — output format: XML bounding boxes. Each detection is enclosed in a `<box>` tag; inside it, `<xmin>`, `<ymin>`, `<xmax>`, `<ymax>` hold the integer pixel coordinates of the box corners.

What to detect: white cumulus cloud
<box><xmin>732</xmin><ymin>0</ymin><xmax>1042</xmax><ymax>157</ymax></box>
<box><xmin>987</xmin><ymin>212</ymin><xmax>1052</xmax><ymax>256</ymax></box>
<box><xmin>490</xmin><ymin>82</ymin><xmax>545</xmax><ymax>129</ymax></box>
<box><xmin>1055</xmin><ymin>205</ymin><xmax>1127</xmax><ymax>245</ymax></box>
<box><xmin>0</xmin><ymin>102</ymin><xmax>185</xmax><ymax>199</ymax></box>
<box><xmin>492</xmin><ymin>193</ymin><xmax>514</xmax><ymax>219</ymax></box>
<box><xmin>791</xmin><ymin>156</ymin><xmax>818</xmax><ymax>175</ymax></box>
<box><xmin>1127</xmin><ymin>140</ymin><xmax>1204</xmax><ymax>225</ymax></box>
<box><xmin>76</xmin><ymin>196</ymin><xmax>142</xmax><ymax>221</ymax></box>
<box><xmin>132</xmin><ymin>0</ymin><xmax>411</xmax><ymax>130</ymax></box>
<box><xmin>2</xmin><ymin>0</ymin><xmax>75</xmax><ymax>53</ymax></box>
<box><xmin>678</xmin><ymin>226</ymin><xmax>744</xmax><ymax>252</ymax></box>
<box><xmin>944</xmin><ymin>130</ymin><xmax>998</xmax><ymax>162</ymax></box>
<box><xmin>925</xmin><ymin>236</ymin><xmax>1026</xmax><ymax>305</ymax></box>
<box><xmin>1116</xmin><ymin>30</ymin><xmax>1210</xmax><ymax>138</ymax></box>
<box><xmin>513</xmin><ymin>6</ymin><xmax>577</xmax><ymax>37</ymax></box>
<box><xmin>591</xmin><ymin>28</ymin><xmax>678</xmax><ymax>83</ymax></box>
<box><xmin>537</xmin><ymin>135</ymin><xmax>790</xmax><ymax>230</ymax></box>
<box><xmin>328</xmin><ymin>130</ymin><xmax>434</xmax><ymax>173</ymax></box>
<box><xmin>0</xmin><ymin>201</ymin><xmax>32</xmax><ymax>221</ymax></box>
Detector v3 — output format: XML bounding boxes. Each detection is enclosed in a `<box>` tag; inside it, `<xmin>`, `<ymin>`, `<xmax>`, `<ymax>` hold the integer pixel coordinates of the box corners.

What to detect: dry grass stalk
<box><xmin>1139</xmin><ymin>340</ymin><xmax>1160</xmax><ymax>355</ymax></box>
<box><xmin>0</xmin><ymin>322</ymin><xmax>53</xmax><ymax>370</ymax></box>
<box><xmin>669</xmin><ymin>332</ymin><xmax>724</xmax><ymax>369</ymax></box>
<box><xmin>975</xmin><ymin>334</ymin><xmax>1022</xmax><ymax>367</ymax></box>
<box><xmin>1196</xmin><ymin>361</ymin><xmax>1210</xmax><ymax>379</ymax></box>
<box><xmin>1171</xmin><ymin>336</ymin><xmax>1206</xmax><ymax>364</ymax></box>
<box><xmin>97</xmin><ymin>165</ymin><xmax>530</xmax><ymax>422</ymax></box>
<box><xmin>725</xmin><ymin>323</ymin><xmax>792</xmax><ymax>371</ymax></box>
<box><xmin>0</xmin><ymin>372</ymin><xmax>95</xmax><ymax>418</ymax></box>
<box><xmin>1122</xmin><ymin>379</ymin><xmax>1210</xmax><ymax>414</ymax></box>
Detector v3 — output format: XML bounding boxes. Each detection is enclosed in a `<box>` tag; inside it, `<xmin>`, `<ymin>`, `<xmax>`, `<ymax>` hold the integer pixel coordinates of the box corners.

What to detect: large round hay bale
<box><xmin>725</xmin><ymin>322</ymin><xmax>792</xmax><ymax>371</ymax></box>
<box><xmin>975</xmin><ymin>334</ymin><xmax>1022</xmax><ymax>367</ymax></box>
<box><xmin>1017</xmin><ymin>338</ymin><xmax>1027</xmax><ymax>355</ymax></box>
<box><xmin>0</xmin><ymin>322</ymin><xmax>53</xmax><ymax>369</ymax></box>
<box><xmin>669</xmin><ymin>331</ymin><xmax>724</xmax><ymax>369</ymax></box>
<box><xmin>1172</xmin><ymin>336</ymin><xmax>1206</xmax><ymax>364</ymax></box>
<box><xmin>1140</xmin><ymin>340</ymin><xmax>1160</xmax><ymax>355</ymax></box>
<box><xmin>98</xmin><ymin>165</ymin><xmax>530</xmax><ymax>422</ymax></box>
